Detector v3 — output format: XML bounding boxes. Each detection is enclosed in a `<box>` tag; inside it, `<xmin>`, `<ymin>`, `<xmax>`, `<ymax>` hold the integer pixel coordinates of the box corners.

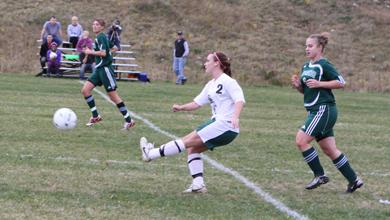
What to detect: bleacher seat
<box><xmin>38</xmin><ymin>40</ymin><xmax>142</xmax><ymax>81</ymax></box>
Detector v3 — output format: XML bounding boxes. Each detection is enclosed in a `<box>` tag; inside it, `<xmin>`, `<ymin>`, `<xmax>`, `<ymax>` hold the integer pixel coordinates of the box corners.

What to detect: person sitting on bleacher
<box><xmin>76</xmin><ymin>31</ymin><xmax>93</xmax><ymax>53</ymax></box>
<box><xmin>46</xmin><ymin>42</ymin><xmax>62</xmax><ymax>77</ymax></box>
<box><xmin>37</xmin><ymin>34</ymin><xmax>54</xmax><ymax>76</ymax></box>
<box><xmin>79</xmin><ymin>45</ymin><xmax>95</xmax><ymax>80</ymax></box>
<box><xmin>67</xmin><ymin>16</ymin><xmax>83</xmax><ymax>48</ymax></box>
<box><xmin>106</xmin><ymin>18</ymin><xmax>122</xmax><ymax>52</ymax></box>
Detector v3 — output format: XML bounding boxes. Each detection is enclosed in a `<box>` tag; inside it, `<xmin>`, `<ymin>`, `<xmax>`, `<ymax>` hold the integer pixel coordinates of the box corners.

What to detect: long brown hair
<box><xmin>213</xmin><ymin>52</ymin><xmax>232</xmax><ymax>77</ymax></box>
<box><xmin>94</xmin><ymin>18</ymin><xmax>106</xmax><ymax>27</ymax></box>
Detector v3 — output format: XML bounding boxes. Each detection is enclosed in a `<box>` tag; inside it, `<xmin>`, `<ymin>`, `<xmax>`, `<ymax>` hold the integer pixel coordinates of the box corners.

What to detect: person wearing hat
<box><xmin>46</xmin><ymin>42</ymin><xmax>62</xmax><ymax>77</ymax></box>
<box><xmin>173</xmin><ymin>31</ymin><xmax>189</xmax><ymax>85</ymax></box>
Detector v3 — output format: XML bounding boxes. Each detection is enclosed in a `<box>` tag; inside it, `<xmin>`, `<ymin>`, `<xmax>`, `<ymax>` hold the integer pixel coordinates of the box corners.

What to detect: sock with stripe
<box><xmin>148</xmin><ymin>139</ymin><xmax>186</xmax><ymax>160</ymax></box>
<box><xmin>187</xmin><ymin>153</ymin><xmax>204</xmax><ymax>186</ymax></box>
<box><xmin>85</xmin><ymin>95</ymin><xmax>99</xmax><ymax>118</ymax></box>
<box><xmin>333</xmin><ymin>153</ymin><xmax>357</xmax><ymax>183</ymax></box>
<box><xmin>116</xmin><ymin>102</ymin><xmax>132</xmax><ymax>122</ymax></box>
<box><xmin>302</xmin><ymin>147</ymin><xmax>325</xmax><ymax>176</ymax></box>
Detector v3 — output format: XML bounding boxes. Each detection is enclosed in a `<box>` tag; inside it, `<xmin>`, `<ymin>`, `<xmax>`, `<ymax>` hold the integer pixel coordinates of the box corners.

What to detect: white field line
<box><xmin>271</xmin><ymin>168</ymin><xmax>390</xmax><ymax>177</ymax></box>
<box><xmin>83</xmin><ymin>82</ymin><xmax>309</xmax><ymax>220</ymax></box>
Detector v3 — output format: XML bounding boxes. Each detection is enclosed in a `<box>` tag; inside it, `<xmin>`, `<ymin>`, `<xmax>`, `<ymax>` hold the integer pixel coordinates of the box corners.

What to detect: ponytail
<box><xmin>309</xmin><ymin>32</ymin><xmax>330</xmax><ymax>52</ymax></box>
<box><xmin>213</xmin><ymin>52</ymin><xmax>232</xmax><ymax>77</ymax></box>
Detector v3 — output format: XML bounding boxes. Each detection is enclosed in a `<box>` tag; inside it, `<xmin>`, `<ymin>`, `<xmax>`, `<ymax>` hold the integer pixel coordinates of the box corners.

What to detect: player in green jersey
<box><xmin>81</xmin><ymin>19</ymin><xmax>135</xmax><ymax>130</ymax></box>
<box><xmin>291</xmin><ymin>32</ymin><xmax>363</xmax><ymax>193</ymax></box>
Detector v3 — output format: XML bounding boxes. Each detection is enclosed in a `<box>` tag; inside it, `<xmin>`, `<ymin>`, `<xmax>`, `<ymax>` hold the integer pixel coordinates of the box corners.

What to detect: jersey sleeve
<box><xmin>227</xmin><ymin>79</ymin><xmax>246</xmax><ymax>103</ymax></box>
<box><xmin>193</xmin><ymin>83</ymin><xmax>210</xmax><ymax>106</ymax></box>
<box><xmin>322</xmin><ymin>62</ymin><xmax>346</xmax><ymax>84</ymax></box>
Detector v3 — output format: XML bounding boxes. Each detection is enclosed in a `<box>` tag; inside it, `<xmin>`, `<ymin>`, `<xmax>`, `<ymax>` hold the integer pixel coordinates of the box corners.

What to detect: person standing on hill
<box><xmin>291</xmin><ymin>32</ymin><xmax>363</xmax><ymax>193</ymax></box>
<box><xmin>173</xmin><ymin>31</ymin><xmax>189</xmax><ymax>85</ymax></box>
<box><xmin>81</xmin><ymin>19</ymin><xmax>135</xmax><ymax>130</ymax></box>
<box><xmin>140</xmin><ymin>52</ymin><xmax>245</xmax><ymax>193</ymax></box>
<box><xmin>67</xmin><ymin>16</ymin><xmax>83</xmax><ymax>48</ymax></box>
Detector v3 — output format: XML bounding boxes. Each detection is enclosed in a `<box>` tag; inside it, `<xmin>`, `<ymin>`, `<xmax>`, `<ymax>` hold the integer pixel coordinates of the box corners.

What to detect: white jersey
<box><xmin>194</xmin><ymin>73</ymin><xmax>245</xmax><ymax>121</ymax></box>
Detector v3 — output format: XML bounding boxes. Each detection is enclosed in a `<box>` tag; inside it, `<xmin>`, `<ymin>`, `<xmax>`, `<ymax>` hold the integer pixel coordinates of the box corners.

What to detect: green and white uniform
<box><xmin>87</xmin><ymin>32</ymin><xmax>117</xmax><ymax>92</ymax></box>
<box><xmin>300</xmin><ymin>58</ymin><xmax>345</xmax><ymax>141</ymax></box>
<box><xmin>194</xmin><ymin>73</ymin><xmax>245</xmax><ymax>150</ymax></box>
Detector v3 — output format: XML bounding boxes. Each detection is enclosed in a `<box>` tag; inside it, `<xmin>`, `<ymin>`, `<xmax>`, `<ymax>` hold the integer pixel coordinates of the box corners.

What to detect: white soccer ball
<box><xmin>53</xmin><ymin>108</ymin><xmax>77</xmax><ymax>130</ymax></box>
<box><xmin>49</xmin><ymin>52</ymin><xmax>57</xmax><ymax>60</ymax></box>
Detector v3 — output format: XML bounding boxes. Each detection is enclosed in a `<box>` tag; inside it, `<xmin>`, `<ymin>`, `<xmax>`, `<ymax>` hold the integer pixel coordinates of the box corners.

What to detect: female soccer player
<box><xmin>140</xmin><ymin>52</ymin><xmax>245</xmax><ymax>193</ymax></box>
<box><xmin>81</xmin><ymin>19</ymin><xmax>135</xmax><ymax>129</ymax></box>
<box><xmin>291</xmin><ymin>32</ymin><xmax>363</xmax><ymax>193</ymax></box>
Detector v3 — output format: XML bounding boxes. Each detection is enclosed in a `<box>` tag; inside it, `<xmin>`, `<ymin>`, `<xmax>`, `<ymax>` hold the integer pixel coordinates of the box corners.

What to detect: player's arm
<box><xmin>305</xmin><ymin>79</ymin><xmax>345</xmax><ymax>89</ymax></box>
<box><xmin>231</xmin><ymin>101</ymin><xmax>245</xmax><ymax>128</ymax></box>
<box><xmin>291</xmin><ymin>74</ymin><xmax>303</xmax><ymax>94</ymax></box>
<box><xmin>172</xmin><ymin>102</ymin><xmax>201</xmax><ymax>112</ymax></box>
<box><xmin>84</xmin><ymin>47</ymin><xmax>106</xmax><ymax>57</ymax></box>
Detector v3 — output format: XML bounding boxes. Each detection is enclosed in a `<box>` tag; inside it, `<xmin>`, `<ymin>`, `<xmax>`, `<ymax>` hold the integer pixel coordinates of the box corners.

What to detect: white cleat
<box><xmin>140</xmin><ymin>137</ymin><xmax>153</xmax><ymax>162</ymax></box>
<box><xmin>182</xmin><ymin>183</ymin><xmax>207</xmax><ymax>194</ymax></box>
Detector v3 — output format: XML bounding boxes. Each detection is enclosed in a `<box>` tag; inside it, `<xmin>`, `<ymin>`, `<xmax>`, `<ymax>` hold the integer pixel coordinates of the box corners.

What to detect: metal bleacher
<box><xmin>38</xmin><ymin>40</ymin><xmax>142</xmax><ymax>81</ymax></box>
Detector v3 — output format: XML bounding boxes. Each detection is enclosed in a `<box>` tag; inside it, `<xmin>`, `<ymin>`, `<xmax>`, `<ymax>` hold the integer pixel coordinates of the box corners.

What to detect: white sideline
<box><xmin>82</xmin><ymin>81</ymin><xmax>309</xmax><ymax>220</ymax></box>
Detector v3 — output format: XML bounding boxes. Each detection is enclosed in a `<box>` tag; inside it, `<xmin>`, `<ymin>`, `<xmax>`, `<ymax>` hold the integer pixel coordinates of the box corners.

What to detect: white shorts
<box><xmin>196</xmin><ymin>118</ymin><xmax>239</xmax><ymax>150</ymax></box>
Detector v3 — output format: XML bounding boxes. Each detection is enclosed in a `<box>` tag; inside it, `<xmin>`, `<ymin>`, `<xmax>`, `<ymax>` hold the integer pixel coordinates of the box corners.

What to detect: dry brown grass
<box><xmin>1</xmin><ymin>0</ymin><xmax>390</xmax><ymax>91</ymax></box>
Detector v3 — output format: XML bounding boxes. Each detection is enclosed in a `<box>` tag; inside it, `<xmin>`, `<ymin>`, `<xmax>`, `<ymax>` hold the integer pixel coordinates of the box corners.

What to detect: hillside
<box><xmin>1</xmin><ymin>0</ymin><xmax>389</xmax><ymax>91</ymax></box>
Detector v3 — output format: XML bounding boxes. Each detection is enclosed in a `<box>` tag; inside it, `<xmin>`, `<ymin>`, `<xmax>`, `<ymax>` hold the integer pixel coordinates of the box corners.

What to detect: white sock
<box><xmin>187</xmin><ymin>153</ymin><xmax>204</xmax><ymax>186</ymax></box>
<box><xmin>148</xmin><ymin>139</ymin><xmax>185</xmax><ymax>160</ymax></box>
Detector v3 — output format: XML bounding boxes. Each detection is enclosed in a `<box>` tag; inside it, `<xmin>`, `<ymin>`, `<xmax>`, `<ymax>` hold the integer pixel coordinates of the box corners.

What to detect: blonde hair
<box><xmin>309</xmin><ymin>32</ymin><xmax>330</xmax><ymax>52</ymax></box>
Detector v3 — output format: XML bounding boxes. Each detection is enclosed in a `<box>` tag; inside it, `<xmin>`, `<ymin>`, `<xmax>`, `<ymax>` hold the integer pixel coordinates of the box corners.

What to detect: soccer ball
<box><xmin>53</xmin><ymin>108</ymin><xmax>77</xmax><ymax>130</ymax></box>
<box><xmin>49</xmin><ymin>52</ymin><xmax>57</xmax><ymax>60</ymax></box>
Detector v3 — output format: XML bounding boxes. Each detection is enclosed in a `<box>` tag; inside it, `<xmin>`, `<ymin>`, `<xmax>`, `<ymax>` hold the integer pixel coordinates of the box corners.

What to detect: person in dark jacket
<box><xmin>36</xmin><ymin>34</ymin><xmax>54</xmax><ymax>76</ymax></box>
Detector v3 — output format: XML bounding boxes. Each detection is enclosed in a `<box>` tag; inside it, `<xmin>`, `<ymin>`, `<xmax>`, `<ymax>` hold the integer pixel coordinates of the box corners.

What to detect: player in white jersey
<box><xmin>139</xmin><ymin>51</ymin><xmax>245</xmax><ymax>193</ymax></box>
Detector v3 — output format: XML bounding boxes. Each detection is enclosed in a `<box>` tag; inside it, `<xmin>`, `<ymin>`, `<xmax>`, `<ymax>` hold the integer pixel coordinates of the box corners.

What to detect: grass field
<box><xmin>0</xmin><ymin>73</ymin><xmax>389</xmax><ymax>219</ymax></box>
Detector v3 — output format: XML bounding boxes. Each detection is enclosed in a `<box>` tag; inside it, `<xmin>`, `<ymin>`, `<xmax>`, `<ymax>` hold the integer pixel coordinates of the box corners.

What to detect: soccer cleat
<box><xmin>346</xmin><ymin>177</ymin><xmax>364</xmax><ymax>193</ymax></box>
<box><xmin>182</xmin><ymin>183</ymin><xmax>207</xmax><ymax>194</ymax></box>
<box><xmin>305</xmin><ymin>175</ymin><xmax>329</xmax><ymax>190</ymax></box>
<box><xmin>122</xmin><ymin>119</ymin><xmax>136</xmax><ymax>130</ymax></box>
<box><xmin>140</xmin><ymin>137</ymin><xmax>153</xmax><ymax>162</ymax></box>
<box><xmin>86</xmin><ymin>115</ymin><xmax>102</xmax><ymax>127</ymax></box>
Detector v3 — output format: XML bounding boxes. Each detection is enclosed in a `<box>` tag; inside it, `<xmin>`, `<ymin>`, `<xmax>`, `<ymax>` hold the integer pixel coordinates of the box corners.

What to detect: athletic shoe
<box><xmin>140</xmin><ymin>137</ymin><xmax>153</xmax><ymax>162</ymax></box>
<box><xmin>305</xmin><ymin>175</ymin><xmax>329</xmax><ymax>190</ymax></box>
<box><xmin>181</xmin><ymin>78</ymin><xmax>187</xmax><ymax>85</ymax></box>
<box><xmin>86</xmin><ymin>115</ymin><xmax>102</xmax><ymax>127</ymax></box>
<box><xmin>346</xmin><ymin>177</ymin><xmax>364</xmax><ymax>193</ymax></box>
<box><xmin>122</xmin><ymin>119</ymin><xmax>136</xmax><ymax>130</ymax></box>
<box><xmin>182</xmin><ymin>183</ymin><xmax>207</xmax><ymax>193</ymax></box>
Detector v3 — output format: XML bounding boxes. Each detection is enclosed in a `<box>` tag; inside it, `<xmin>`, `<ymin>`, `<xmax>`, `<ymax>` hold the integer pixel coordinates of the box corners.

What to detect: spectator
<box><xmin>36</xmin><ymin>34</ymin><xmax>54</xmax><ymax>76</ymax></box>
<box><xmin>106</xmin><ymin>18</ymin><xmax>122</xmax><ymax>52</ymax></box>
<box><xmin>79</xmin><ymin>47</ymin><xmax>95</xmax><ymax>80</ymax></box>
<box><xmin>67</xmin><ymin>16</ymin><xmax>83</xmax><ymax>48</ymax></box>
<box><xmin>173</xmin><ymin>31</ymin><xmax>189</xmax><ymax>85</ymax></box>
<box><xmin>76</xmin><ymin>31</ymin><xmax>93</xmax><ymax>53</ymax></box>
<box><xmin>46</xmin><ymin>42</ymin><xmax>62</xmax><ymax>77</ymax></box>
<box><xmin>41</xmin><ymin>16</ymin><xmax>63</xmax><ymax>45</ymax></box>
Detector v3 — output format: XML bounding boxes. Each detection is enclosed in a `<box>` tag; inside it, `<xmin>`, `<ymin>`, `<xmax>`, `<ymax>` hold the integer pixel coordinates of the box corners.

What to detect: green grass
<box><xmin>0</xmin><ymin>73</ymin><xmax>389</xmax><ymax>219</ymax></box>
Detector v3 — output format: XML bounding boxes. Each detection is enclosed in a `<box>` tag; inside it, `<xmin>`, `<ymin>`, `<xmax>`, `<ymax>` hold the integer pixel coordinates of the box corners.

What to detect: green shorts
<box><xmin>196</xmin><ymin>118</ymin><xmax>239</xmax><ymax>150</ymax></box>
<box><xmin>87</xmin><ymin>66</ymin><xmax>117</xmax><ymax>92</ymax></box>
<box><xmin>301</xmin><ymin>104</ymin><xmax>337</xmax><ymax>141</ymax></box>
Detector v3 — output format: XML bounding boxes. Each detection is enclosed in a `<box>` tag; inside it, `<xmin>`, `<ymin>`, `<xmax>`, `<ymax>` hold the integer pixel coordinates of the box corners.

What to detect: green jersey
<box><xmin>94</xmin><ymin>32</ymin><xmax>113</xmax><ymax>68</ymax></box>
<box><xmin>300</xmin><ymin>58</ymin><xmax>345</xmax><ymax>110</ymax></box>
